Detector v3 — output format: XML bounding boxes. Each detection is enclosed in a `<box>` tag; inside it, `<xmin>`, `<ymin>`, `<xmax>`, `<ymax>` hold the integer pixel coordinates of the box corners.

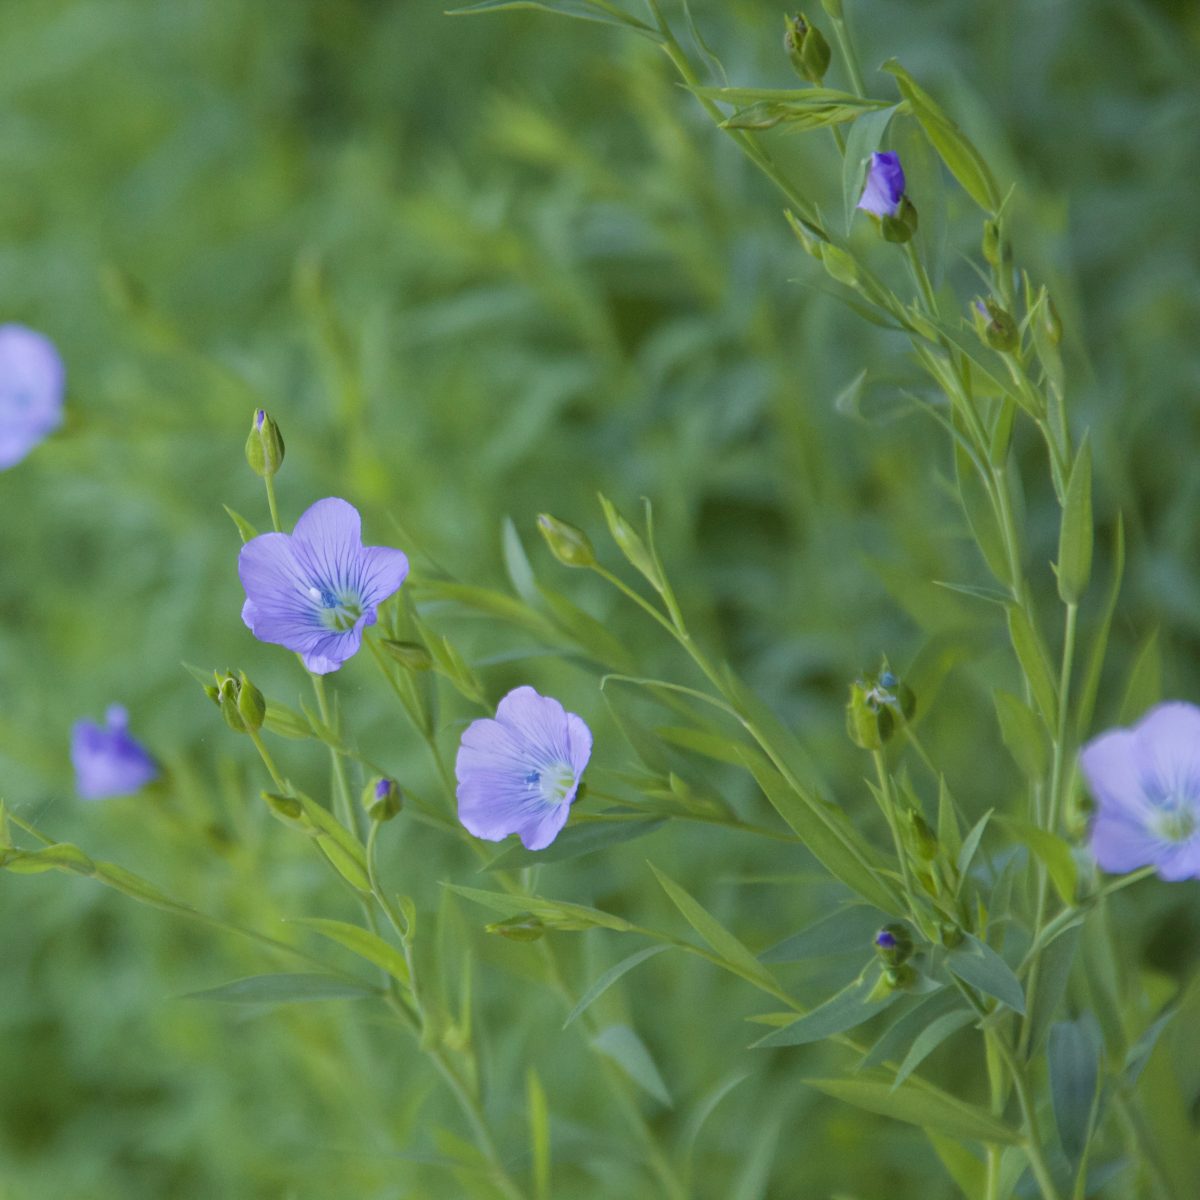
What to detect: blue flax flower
<box><xmin>1080</xmin><ymin>702</ymin><xmax>1200</xmax><ymax>881</ymax></box>
<box><xmin>71</xmin><ymin>706</ymin><xmax>159</xmax><ymax>800</ymax></box>
<box><xmin>456</xmin><ymin>686</ymin><xmax>592</xmax><ymax>850</ymax></box>
<box><xmin>857</xmin><ymin>151</ymin><xmax>906</xmax><ymax>219</ymax></box>
<box><xmin>0</xmin><ymin>324</ymin><xmax>64</xmax><ymax>470</ymax></box>
<box><xmin>239</xmin><ymin>497</ymin><xmax>409</xmax><ymax>674</ymax></box>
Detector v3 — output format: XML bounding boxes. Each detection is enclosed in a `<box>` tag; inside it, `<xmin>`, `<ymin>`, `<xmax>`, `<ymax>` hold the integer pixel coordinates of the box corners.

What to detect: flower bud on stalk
<box><xmin>857</xmin><ymin>153</ymin><xmax>918</xmax><ymax>244</ymax></box>
<box><xmin>537</xmin><ymin>514</ymin><xmax>596</xmax><ymax>568</ymax></box>
<box><xmin>973</xmin><ymin>298</ymin><xmax>1019</xmax><ymax>354</ymax></box>
<box><xmin>783</xmin><ymin>13</ymin><xmax>831</xmax><ymax>85</ymax></box>
<box><xmin>363</xmin><ymin>777</ymin><xmax>402</xmax><ymax>823</ymax></box>
<box><xmin>245</xmin><ymin>409</ymin><xmax>285</xmax><ymax>478</ymax></box>
<box><xmin>206</xmin><ymin>670</ymin><xmax>266</xmax><ymax>734</ymax></box>
<box><xmin>874</xmin><ymin>923</ymin><xmax>915</xmax><ymax>967</ymax></box>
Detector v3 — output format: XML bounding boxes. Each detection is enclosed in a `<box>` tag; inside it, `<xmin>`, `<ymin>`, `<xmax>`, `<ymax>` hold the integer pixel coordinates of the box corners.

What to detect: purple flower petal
<box><xmin>456</xmin><ymin>686</ymin><xmax>592</xmax><ymax>850</ymax></box>
<box><xmin>1080</xmin><ymin>701</ymin><xmax>1200</xmax><ymax>881</ymax></box>
<box><xmin>238</xmin><ymin>497</ymin><xmax>408</xmax><ymax>674</ymax></box>
<box><xmin>71</xmin><ymin>705</ymin><xmax>158</xmax><ymax>800</ymax></box>
<box><xmin>857</xmin><ymin>151</ymin><xmax>906</xmax><ymax>219</ymax></box>
<box><xmin>0</xmin><ymin>324</ymin><xmax>65</xmax><ymax>470</ymax></box>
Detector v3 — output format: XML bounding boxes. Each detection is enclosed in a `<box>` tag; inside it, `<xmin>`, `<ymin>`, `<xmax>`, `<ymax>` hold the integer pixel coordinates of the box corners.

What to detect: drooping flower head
<box><xmin>456</xmin><ymin>686</ymin><xmax>592</xmax><ymax>850</ymax></box>
<box><xmin>0</xmin><ymin>324</ymin><xmax>65</xmax><ymax>470</ymax></box>
<box><xmin>238</xmin><ymin>497</ymin><xmax>409</xmax><ymax>674</ymax></box>
<box><xmin>71</xmin><ymin>706</ymin><xmax>159</xmax><ymax>800</ymax></box>
<box><xmin>1080</xmin><ymin>702</ymin><xmax>1200</xmax><ymax>881</ymax></box>
<box><xmin>857</xmin><ymin>151</ymin><xmax>906</xmax><ymax>219</ymax></box>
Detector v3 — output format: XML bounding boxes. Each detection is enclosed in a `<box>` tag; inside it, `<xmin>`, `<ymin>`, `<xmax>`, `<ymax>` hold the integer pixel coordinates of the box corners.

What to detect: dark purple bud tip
<box><xmin>375</xmin><ymin>778</ymin><xmax>395</xmax><ymax>801</ymax></box>
<box><xmin>875</xmin><ymin>930</ymin><xmax>897</xmax><ymax>949</ymax></box>
<box><xmin>255</xmin><ymin>409</ymin><xmax>266</xmax><ymax>429</ymax></box>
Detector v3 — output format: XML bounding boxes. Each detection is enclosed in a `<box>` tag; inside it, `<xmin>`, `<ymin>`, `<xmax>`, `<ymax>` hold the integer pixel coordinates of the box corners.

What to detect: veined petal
<box><xmin>291</xmin><ymin>497</ymin><xmax>363</xmax><ymax>594</ymax></box>
<box><xmin>1080</xmin><ymin>728</ymin><xmax>1147</xmax><ymax>823</ymax></box>
<box><xmin>357</xmin><ymin>544</ymin><xmax>410</xmax><ymax>610</ymax></box>
<box><xmin>1134</xmin><ymin>703</ymin><xmax>1200</xmax><ymax>803</ymax></box>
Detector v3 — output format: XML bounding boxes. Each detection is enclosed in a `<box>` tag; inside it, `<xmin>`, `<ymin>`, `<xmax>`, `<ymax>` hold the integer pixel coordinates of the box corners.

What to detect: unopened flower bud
<box><xmin>485</xmin><ymin>913</ymin><xmax>546</xmax><ymax>942</ymax></box>
<box><xmin>1042</xmin><ymin>296</ymin><xmax>1063</xmax><ymax>347</ymax></box>
<box><xmin>262</xmin><ymin>791</ymin><xmax>304</xmax><ymax>822</ymax></box>
<box><xmin>245</xmin><ymin>409</ymin><xmax>285</xmax><ymax>478</ymax></box>
<box><xmin>881</xmin><ymin>197</ymin><xmax>919</xmax><ymax>245</ymax></box>
<box><xmin>363</xmin><ymin>777</ymin><xmax>402</xmax><ymax>822</ymax></box>
<box><xmin>874</xmin><ymin>923</ymin><xmax>914</xmax><ymax>967</ymax></box>
<box><xmin>973</xmin><ymin>298</ymin><xmax>1019</xmax><ymax>354</ymax></box>
<box><xmin>209</xmin><ymin>670</ymin><xmax>265</xmax><ymax>734</ymax></box>
<box><xmin>982</xmin><ymin>220</ymin><xmax>1002</xmax><ymax>268</ymax></box>
<box><xmin>783</xmin><ymin>13</ymin><xmax>831</xmax><ymax>84</ymax></box>
<box><xmin>822</xmin><ymin>244</ymin><xmax>860</xmax><ymax>289</ymax></box>
<box><xmin>537</xmin><ymin>514</ymin><xmax>596</xmax><ymax>568</ymax></box>
<box><xmin>380</xmin><ymin>639</ymin><xmax>433</xmax><ymax>671</ymax></box>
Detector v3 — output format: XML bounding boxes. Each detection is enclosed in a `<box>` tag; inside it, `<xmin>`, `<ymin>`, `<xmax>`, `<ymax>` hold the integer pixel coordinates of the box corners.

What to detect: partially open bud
<box><xmin>245</xmin><ymin>409</ymin><xmax>285</xmax><ymax>478</ymax></box>
<box><xmin>874</xmin><ymin>923</ymin><xmax>914</xmax><ymax>967</ymax></box>
<box><xmin>208</xmin><ymin>670</ymin><xmax>266</xmax><ymax>734</ymax></box>
<box><xmin>783</xmin><ymin>13</ymin><xmax>831</xmax><ymax>84</ymax></box>
<box><xmin>363</xmin><ymin>777</ymin><xmax>402</xmax><ymax>822</ymax></box>
<box><xmin>380</xmin><ymin>639</ymin><xmax>433</xmax><ymax>671</ymax></box>
<box><xmin>537</xmin><ymin>514</ymin><xmax>596</xmax><ymax>568</ymax></box>
<box><xmin>847</xmin><ymin>666</ymin><xmax>916</xmax><ymax>749</ymax></box>
<box><xmin>485</xmin><ymin>913</ymin><xmax>546</xmax><ymax>942</ymax></box>
<box><xmin>973</xmin><ymin>298</ymin><xmax>1019</xmax><ymax>354</ymax></box>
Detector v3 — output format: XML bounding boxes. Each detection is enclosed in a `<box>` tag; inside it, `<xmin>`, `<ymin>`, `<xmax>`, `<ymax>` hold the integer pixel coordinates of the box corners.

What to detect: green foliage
<box><xmin>1</xmin><ymin>0</ymin><xmax>1198</xmax><ymax>1197</ymax></box>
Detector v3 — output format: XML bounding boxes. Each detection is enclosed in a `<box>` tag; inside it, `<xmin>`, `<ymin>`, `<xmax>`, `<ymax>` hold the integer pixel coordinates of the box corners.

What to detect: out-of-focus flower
<box><xmin>456</xmin><ymin>686</ymin><xmax>592</xmax><ymax>850</ymax></box>
<box><xmin>1080</xmin><ymin>702</ymin><xmax>1200</xmax><ymax>881</ymax></box>
<box><xmin>0</xmin><ymin>324</ymin><xmax>64</xmax><ymax>470</ymax></box>
<box><xmin>71</xmin><ymin>706</ymin><xmax>158</xmax><ymax>800</ymax></box>
<box><xmin>238</xmin><ymin>497</ymin><xmax>409</xmax><ymax>674</ymax></box>
<box><xmin>857</xmin><ymin>152</ymin><xmax>906</xmax><ymax>219</ymax></box>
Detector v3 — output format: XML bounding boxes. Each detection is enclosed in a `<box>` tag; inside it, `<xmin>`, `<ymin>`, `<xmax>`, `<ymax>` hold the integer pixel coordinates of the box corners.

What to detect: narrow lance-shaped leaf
<box><xmin>591</xmin><ymin>1024</ymin><xmax>672</xmax><ymax>1106</ymax></box>
<box><xmin>1056</xmin><ymin>436</ymin><xmax>1093</xmax><ymax>605</ymax></box>
<box><xmin>993</xmin><ymin>690</ymin><xmax>1048</xmax><ymax>780</ymax></box>
<box><xmin>1006</xmin><ymin>605</ymin><xmax>1058</xmax><ymax>728</ymax></box>
<box><xmin>883</xmin><ymin>59</ymin><xmax>1000</xmax><ymax>212</ymax></box>
<box><xmin>289</xmin><ymin>917</ymin><xmax>411</xmax><ymax>987</ymax></box>
<box><xmin>754</xmin><ymin>966</ymin><xmax>897</xmax><ymax>1048</ymax></box>
<box><xmin>802</xmin><ymin>1075</ymin><xmax>1021</xmax><ymax>1145</ymax></box>
<box><xmin>182</xmin><ymin>972</ymin><xmax>378</xmax><ymax>1006</ymax></box>
<box><xmin>563</xmin><ymin>944</ymin><xmax>670</xmax><ymax>1029</ymax></box>
<box><xmin>649</xmin><ymin>863</ymin><xmax>782</xmax><ymax>996</ymax></box>
<box><xmin>891</xmin><ymin>1009</ymin><xmax>977</xmax><ymax>1090</ymax></box>
<box><xmin>946</xmin><ymin>934</ymin><xmax>1025</xmax><ymax>1014</ymax></box>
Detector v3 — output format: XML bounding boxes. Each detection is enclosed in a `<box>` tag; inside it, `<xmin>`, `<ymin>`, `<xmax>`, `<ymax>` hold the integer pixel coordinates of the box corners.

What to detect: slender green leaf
<box><xmin>739</xmin><ymin>751</ymin><xmax>901</xmax><ymax>914</ymax></box>
<box><xmin>293</xmin><ymin>793</ymin><xmax>371</xmax><ymax>893</ymax></box>
<box><xmin>956</xmin><ymin>809</ymin><xmax>993</xmax><ymax>881</ymax></box>
<box><xmin>996</xmin><ymin>817</ymin><xmax>1076</xmax><ymax>905</ymax></box>
<box><xmin>563</xmin><ymin>944</ymin><xmax>669</xmax><ymax>1029</ymax></box>
<box><xmin>883</xmin><ymin>60</ymin><xmax>1000</xmax><ymax>211</ymax></box>
<box><xmin>937</xmin><ymin>778</ymin><xmax>963</xmax><ymax>862</ymax></box>
<box><xmin>1049</xmin><ymin>1016</ymin><xmax>1101</xmax><ymax>1164</ymax></box>
<box><xmin>289</xmin><ymin>918</ymin><xmax>411</xmax><ymax>987</ymax></box>
<box><xmin>444</xmin><ymin>883</ymin><xmax>634</xmax><ymax>932</ymax></box>
<box><xmin>655</xmin><ymin>724</ymin><xmax>748</xmax><ymax>767</ymax></box>
<box><xmin>993</xmin><ymin>690</ymin><xmax>1047</xmax><ymax>779</ymax></box>
<box><xmin>1119</xmin><ymin>630</ymin><xmax>1161</xmax><ymax>725</ymax></box>
<box><xmin>223</xmin><ymin>505</ymin><xmax>258</xmax><ymax>543</ymax></box>
<box><xmin>183</xmin><ymin>972</ymin><xmax>377</xmax><ymax>1005</ymax></box>
<box><xmin>860</xmin><ymin>988</ymin><xmax>959</xmax><ymax>1072</ymax></box>
<box><xmin>754</xmin><ymin>968</ymin><xmax>896</xmax><ymax>1048</ymax></box>
<box><xmin>448</xmin><ymin>0</ymin><xmax>657</xmax><ymax>38</ymax></box>
<box><xmin>946</xmin><ymin>934</ymin><xmax>1025</xmax><ymax>1014</ymax></box>
<box><xmin>650</xmin><ymin>863</ymin><xmax>781</xmax><ymax>995</ymax></box>
<box><xmin>1056</xmin><ymin>436</ymin><xmax>1093</xmax><ymax>605</ymax></box>
<box><xmin>955</xmin><ymin>441</ymin><xmax>1010</xmax><ymax>587</ymax></box>
<box><xmin>1075</xmin><ymin>516</ymin><xmax>1125</xmax><ymax>740</ymax></box>
<box><xmin>1006</xmin><ymin>606</ymin><xmax>1058</xmax><ymax>728</ymax></box>
<box><xmin>760</xmin><ymin>905</ymin><xmax>885</xmax><ymax>964</ymax></box>
<box><xmin>892</xmin><ymin>1008</ymin><xmax>976</xmax><ymax>1089</ymax></box>
<box><xmin>263</xmin><ymin>699</ymin><xmax>312</xmax><ymax>740</ymax></box>
<box><xmin>1026</xmin><ymin>924</ymin><xmax>1082</xmax><ymax>1060</ymax></box>
<box><xmin>803</xmin><ymin>1075</ymin><xmax>1021</xmax><ymax>1144</ymax></box>
<box><xmin>928</xmin><ymin>1130</ymin><xmax>987</xmax><ymax>1199</ymax></box>
<box><xmin>591</xmin><ymin>1024</ymin><xmax>671</xmax><ymax>1105</ymax></box>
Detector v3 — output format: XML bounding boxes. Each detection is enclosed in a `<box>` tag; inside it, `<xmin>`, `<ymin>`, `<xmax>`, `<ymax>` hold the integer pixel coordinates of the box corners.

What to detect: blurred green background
<box><xmin>2</xmin><ymin>0</ymin><xmax>1199</xmax><ymax>1195</ymax></box>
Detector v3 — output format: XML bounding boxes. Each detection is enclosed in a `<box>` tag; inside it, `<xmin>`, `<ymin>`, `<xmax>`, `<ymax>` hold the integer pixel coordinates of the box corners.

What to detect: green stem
<box><xmin>871</xmin><ymin>750</ymin><xmax>918</xmax><ymax>921</ymax></box>
<box><xmin>247</xmin><ymin>728</ymin><xmax>287</xmax><ymax>791</ymax></box>
<box><xmin>310</xmin><ymin>671</ymin><xmax>360</xmax><ymax>838</ymax></box>
<box><xmin>951</xmin><ymin>979</ymin><xmax>1063</xmax><ymax>1200</ymax></box>
<box><xmin>1019</xmin><ymin>602</ymin><xmax>1078</xmax><ymax>1058</ymax></box>
<box><xmin>827</xmin><ymin>4</ymin><xmax>867</xmax><ymax>97</ymax></box>
<box><xmin>263</xmin><ymin>473</ymin><xmax>282</xmax><ymax>533</ymax></box>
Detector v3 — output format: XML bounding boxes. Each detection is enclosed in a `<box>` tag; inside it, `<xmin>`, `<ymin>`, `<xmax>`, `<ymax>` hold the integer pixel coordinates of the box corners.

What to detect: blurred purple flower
<box><xmin>456</xmin><ymin>686</ymin><xmax>592</xmax><ymax>850</ymax></box>
<box><xmin>857</xmin><ymin>152</ymin><xmax>906</xmax><ymax>219</ymax></box>
<box><xmin>71</xmin><ymin>706</ymin><xmax>158</xmax><ymax>800</ymax></box>
<box><xmin>1080</xmin><ymin>702</ymin><xmax>1200</xmax><ymax>881</ymax></box>
<box><xmin>0</xmin><ymin>324</ymin><xmax>65</xmax><ymax>470</ymax></box>
<box><xmin>238</xmin><ymin>497</ymin><xmax>409</xmax><ymax>674</ymax></box>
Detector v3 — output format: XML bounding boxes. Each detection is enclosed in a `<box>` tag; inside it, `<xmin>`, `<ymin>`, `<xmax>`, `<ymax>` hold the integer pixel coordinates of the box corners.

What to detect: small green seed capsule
<box><xmin>537</xmin><ymin>514</ymin><xmax>596</xmax><ymax>568</ymax></box>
